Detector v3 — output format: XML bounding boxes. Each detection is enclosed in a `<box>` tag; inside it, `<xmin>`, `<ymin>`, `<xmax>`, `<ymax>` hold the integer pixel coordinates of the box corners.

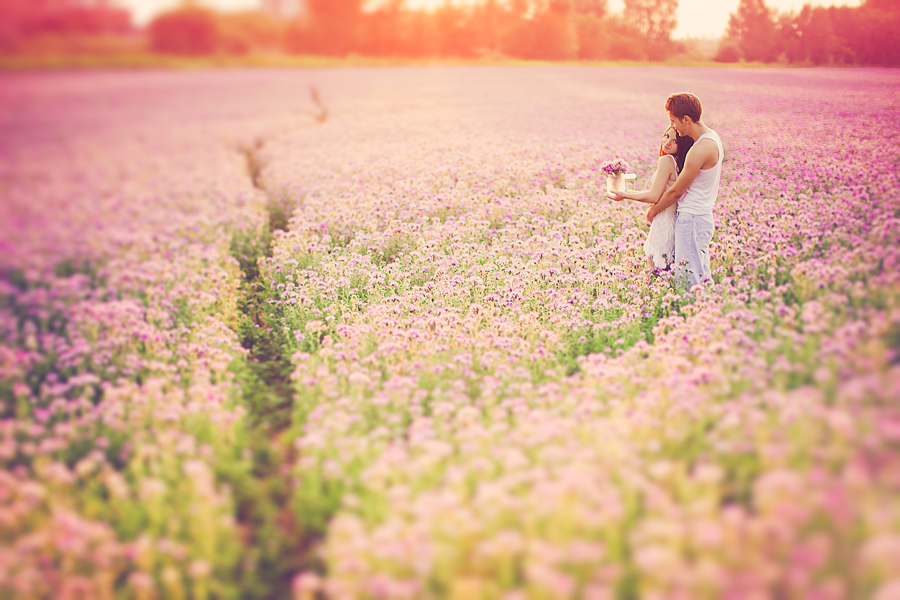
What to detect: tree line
<box><xmin>148</xmin><ymin>0</ymin><xmax>684</xmax><ymax>61</ymax></box>
<box><xmin>717</xmin><ymin>0</ymin><xmax>899</xmax><ymax>66</ymax></box>
<box><xmin>1</xmin><ymin>0</ymin><xmax>131</xmax><ymax>51</ymax></box>
<box><xmin>3</xmin><ymin>0</ymin><xmax>898</xmax><ymax>66</ymax></box>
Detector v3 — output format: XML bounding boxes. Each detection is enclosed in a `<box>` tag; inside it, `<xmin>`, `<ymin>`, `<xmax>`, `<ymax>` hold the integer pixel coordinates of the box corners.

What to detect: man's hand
<box><xmin>647</xmin><ymin>204</ymin><xmax>657</xmax><ymax>223</ymax></box>
<box><xmin>606</xmin><ymin>191</ymin><xmax>626</xmax><ymax>202</ymax></box>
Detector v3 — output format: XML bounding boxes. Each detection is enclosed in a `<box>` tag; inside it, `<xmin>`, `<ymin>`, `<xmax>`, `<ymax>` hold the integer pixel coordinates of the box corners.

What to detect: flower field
<box><xmin>1</xmin><ymin>66</ymin><xmax>899</xmax><ymax>599</ymax></box>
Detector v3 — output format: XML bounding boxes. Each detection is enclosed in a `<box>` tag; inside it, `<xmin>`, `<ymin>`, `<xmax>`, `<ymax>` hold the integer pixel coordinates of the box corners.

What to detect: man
<box><xmin>649</xmin><ymin>92</ymin><xmax>724</xmax><ymax>289</ymax></box>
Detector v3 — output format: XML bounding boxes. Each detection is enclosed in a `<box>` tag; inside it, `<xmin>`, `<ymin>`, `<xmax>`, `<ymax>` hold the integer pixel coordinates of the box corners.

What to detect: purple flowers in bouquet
<box><xmin>600</xmin><ymin>157</ymin><xmax>631</xmax><ymax>176</ymax></box>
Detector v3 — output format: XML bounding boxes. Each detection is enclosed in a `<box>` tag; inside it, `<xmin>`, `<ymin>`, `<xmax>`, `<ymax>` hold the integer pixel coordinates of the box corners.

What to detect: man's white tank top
<box><xmin>678</xmin><ymin>130</ymin><xmax>723</xmax><ymax>216</ymax></box>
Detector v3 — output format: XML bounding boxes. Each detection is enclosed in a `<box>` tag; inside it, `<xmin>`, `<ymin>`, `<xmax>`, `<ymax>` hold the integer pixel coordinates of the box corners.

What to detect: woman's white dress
<box><xmin>643</xmin><ymin>155</ymin><xmax>677</xmax><ymax>269</ymax></box>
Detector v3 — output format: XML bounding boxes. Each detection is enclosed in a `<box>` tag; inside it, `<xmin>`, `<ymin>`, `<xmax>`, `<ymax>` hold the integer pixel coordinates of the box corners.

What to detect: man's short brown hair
<box><xmin>665</xmin><ymin>92</ymin><xmax>702</xmax><ymax>123</ymax></box>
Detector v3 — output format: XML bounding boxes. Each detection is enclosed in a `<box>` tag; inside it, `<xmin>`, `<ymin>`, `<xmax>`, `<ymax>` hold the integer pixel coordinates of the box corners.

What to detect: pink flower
<box><xmin>292</xmin><ymin>572</ymin><xmax>321</xmax><ymax>599</ymax></box>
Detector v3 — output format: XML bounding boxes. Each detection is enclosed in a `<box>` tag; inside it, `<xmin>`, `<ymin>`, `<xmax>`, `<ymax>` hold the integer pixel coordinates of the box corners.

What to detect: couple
<box><xmin>607</xmin><ymin>92</ymin><xmax>723</xmax><ymax>290</ymax></box>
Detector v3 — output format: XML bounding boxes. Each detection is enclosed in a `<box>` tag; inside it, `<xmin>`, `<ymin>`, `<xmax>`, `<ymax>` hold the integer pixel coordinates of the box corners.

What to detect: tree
<box><xmin>725</xmin><ymin>0</ymin><xmax>778</xmax><ymax>62</ymax></box>
<box><xmin>574</xmin><ymin>9</ymin><xmax>638</xmax><ymax>60</ymax></box>
<box><xmin>533</xmin><ymin>10</ymin><xmax>578</xmax><ymax>60</ymax></box>
<box><xmin>305</xmin><ymin>0</ymin><xmax>365</xmax><ymax>55</ymax></box>
<box><xmin>771</xmin><ymin>11</ymin><xmax>795</xmax><ymax>62</ymax></box>
<box><xmin>573</xmin><ymin>0</ymin><xmax>607</xmax><ymax>18</ymax></box>
<box><xmin>858</xmin><ymin>0</ymin><xmax>900</xmax><ymax>65</ymax></box>
<box><xmin>509</xmin><ymin>0</ymin><xmax>529</xmax><ymax>18</ymax></box>
<box><xmin>770</xmin><ymin>0</ymin><xmax>900</xmax><ymax>66</ymax></box>
<box><xmin>217</xmin><ymin>10</ymin><xmax>281</xmax><ymax>55</ymax></box>
<box><xmin>574</xmin><ymin>13</ymin><xmax>607</xmax><ymax>59</ymax></box>
<box><xmin>434</xmin><ymin>2</ymin><xmax>474</xmax><ymax>57</ymax></box>
<box><xmin>358</xmin><ymin>0</ymin><xmax>404</xmax><ymax>55</ymax></box>
<box><xmin>149</xmin><ymin>7</ymin><xmax>219</xmax><ymax>55</ymax></box>
<box><xmin>713</xmin><ymin>39</ymin><xmax>742</xmax><ymax>62</ymax></box>
<box><xmin>864</xmin><ymin>0</ymin><xmax>900</xmax><ymax>11</ymax></box>
<box><xmin>623</xmin><ymin>0</ymin><xmax>677</xmax><ymax>43</ymax></box>
<box><xmin>499</xmin><ymin>0</ymin><xmax>576</xmax><ymax>60</ymax></box>
<box><xmin>801</xmin><ymin>6</ymin><xmax>838</xmax><ymax>64</ymax></box>
<box><xmin>621</xmin><ymin>0</ymin><xmax>677</xmax><ymax>60</ymax></box>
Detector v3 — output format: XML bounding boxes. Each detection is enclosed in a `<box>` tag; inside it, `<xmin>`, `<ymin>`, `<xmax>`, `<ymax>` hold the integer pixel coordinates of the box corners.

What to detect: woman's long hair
<box><xmin>659</xmin><ymin>127</ymin><xmax>694</xmax><ymax>173</ymax></box>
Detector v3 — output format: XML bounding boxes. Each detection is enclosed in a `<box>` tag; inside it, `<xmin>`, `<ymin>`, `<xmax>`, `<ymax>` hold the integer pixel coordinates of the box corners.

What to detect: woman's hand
<box><xmin>606</xmin><ymin>191</ymin><xmax>626</xmax><ymax>202</ymax></box>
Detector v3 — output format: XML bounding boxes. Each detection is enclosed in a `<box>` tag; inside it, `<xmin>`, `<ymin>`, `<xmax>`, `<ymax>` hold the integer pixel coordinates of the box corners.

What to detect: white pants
<box><xmin>674</xmin><ymin>212</ymin><xmax>714</xmax><ymax>289</ymax></box>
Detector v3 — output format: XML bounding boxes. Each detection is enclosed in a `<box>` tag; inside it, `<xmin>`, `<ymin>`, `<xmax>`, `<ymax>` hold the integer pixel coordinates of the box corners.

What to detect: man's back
<box><xmin>678</xmin><ymin>130</ymin><xmax>723</xmax><ymax>216</ymax></box>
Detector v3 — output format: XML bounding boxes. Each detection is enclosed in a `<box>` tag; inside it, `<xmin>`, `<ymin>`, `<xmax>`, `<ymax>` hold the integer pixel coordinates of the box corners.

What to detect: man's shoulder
<box><xmin>687</xmin><ymin>138</ymin><xmax>716</xmax><ymax>158</ymax></box>
<box><xmin>692</xmin><ymin>137</ymin><xmax>719</xmax><ymax>157</ymax></box>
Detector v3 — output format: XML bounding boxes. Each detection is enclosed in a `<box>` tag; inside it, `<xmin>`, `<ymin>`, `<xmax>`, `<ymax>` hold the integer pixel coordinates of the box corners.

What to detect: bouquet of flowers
<box><xmin>601</xmin><ymin>157</ymin><xmax>634</xmax><ymax>193</ymax></box>
<box><xmin>600</xmin><ymin>157</ymin><xmax>631</xmax><ymax>176</ymax></box>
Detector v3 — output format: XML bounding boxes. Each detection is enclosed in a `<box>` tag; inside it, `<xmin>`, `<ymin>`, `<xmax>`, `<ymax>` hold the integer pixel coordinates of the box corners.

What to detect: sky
<box><xmin>609</xmin><ymin>0</ymin><xmax>864</xmax><ymax>38</ymax></box>
<box><xmin>123</xmin><ymin>0</ymin><xmax>863</xmax><ymax>39</ymax></box>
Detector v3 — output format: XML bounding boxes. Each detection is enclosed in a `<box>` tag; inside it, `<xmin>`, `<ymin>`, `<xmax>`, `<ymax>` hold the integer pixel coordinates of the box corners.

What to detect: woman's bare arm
<box><xmin>607</xmin><ymin>156</ymin><xmax>675</xmax><ymax>204</ymax></box>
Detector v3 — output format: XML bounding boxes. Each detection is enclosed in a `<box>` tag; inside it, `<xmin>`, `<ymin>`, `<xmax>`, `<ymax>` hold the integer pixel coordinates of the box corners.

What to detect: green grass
<box><xmin>225</xmin><ymin>223</ymin><xmax>327</xmax><ymax>597</ymax></box>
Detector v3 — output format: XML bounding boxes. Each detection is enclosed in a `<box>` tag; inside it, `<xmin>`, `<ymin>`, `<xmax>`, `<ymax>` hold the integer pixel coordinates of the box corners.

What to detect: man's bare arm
<box><xmin>648</xmin><ymin>142</ymin><xmax>713</xmax><ymax>220</ymax></box>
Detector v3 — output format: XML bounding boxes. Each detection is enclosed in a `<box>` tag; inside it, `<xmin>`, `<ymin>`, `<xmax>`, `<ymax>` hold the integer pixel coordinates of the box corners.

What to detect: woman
<box><xmin>608</xmin><ymin>127</ymin><xmax>693</xmax><ymax>269</ymax></box>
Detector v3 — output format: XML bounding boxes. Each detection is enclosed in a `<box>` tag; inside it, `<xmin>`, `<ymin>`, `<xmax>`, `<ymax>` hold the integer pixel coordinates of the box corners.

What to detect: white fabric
<box><xmin>643</xmin><ymin>155</ymin><xmax>677</xmax><ymax>269</ymax></box>
<box><xmin>677</xmin><ymin>130</ymin><xmax>723</xmax><ymax>216</ymax></box>
<box><xmin>674</xmin><ymin>212</ymin><xmax>715</xmax><ymax>289</ymax></box>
